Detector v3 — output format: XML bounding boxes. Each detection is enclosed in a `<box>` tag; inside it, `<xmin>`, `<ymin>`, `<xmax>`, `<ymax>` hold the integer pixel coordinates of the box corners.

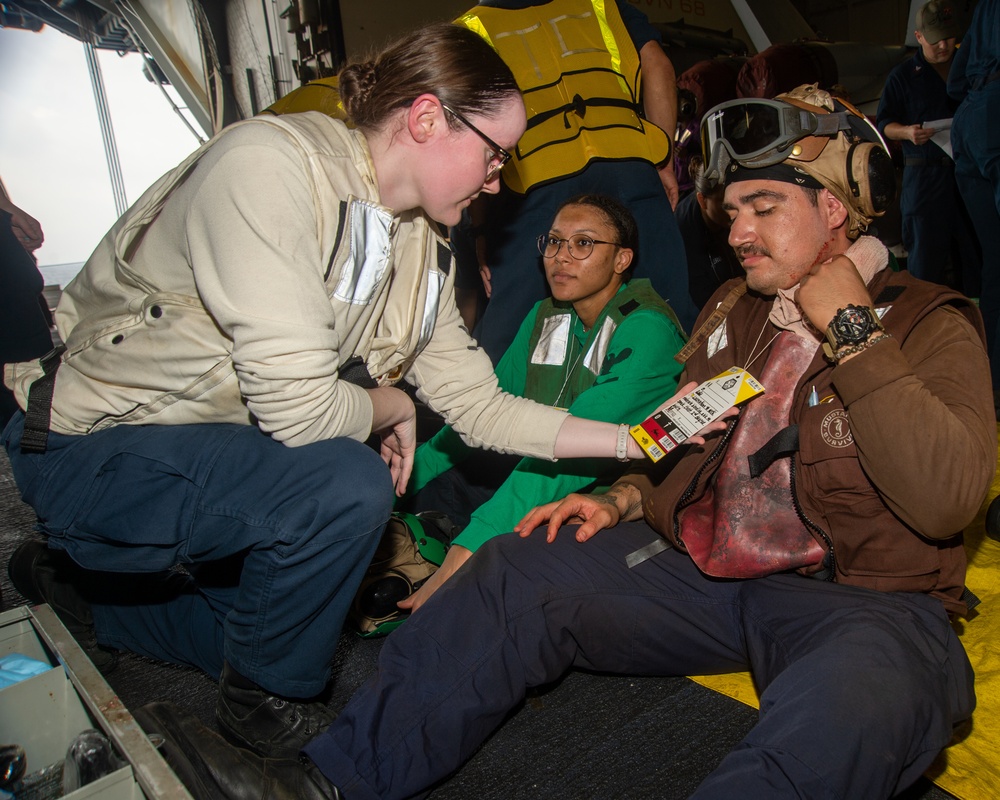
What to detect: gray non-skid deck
<box><xmin>0</xmin><ymin>450</ymin><xmax>953</xmax><ymax>799</ymax></box>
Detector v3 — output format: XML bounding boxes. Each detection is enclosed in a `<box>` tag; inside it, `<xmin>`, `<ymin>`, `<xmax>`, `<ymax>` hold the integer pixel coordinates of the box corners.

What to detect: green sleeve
<box><xmin>407</xmin><ymin>304</ymin><xmax>537</xmax><ymax>495</ymax></box>
<box><xmin>453</xmin><ymin>310</ymin><xmax>686</xmax><ymax>551</ymax></box>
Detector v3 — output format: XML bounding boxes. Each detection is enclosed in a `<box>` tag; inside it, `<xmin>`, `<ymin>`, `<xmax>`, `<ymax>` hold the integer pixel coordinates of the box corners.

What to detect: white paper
<box><xmin>923</xmin><ymin>117</ymin><xmax>953</xmax><ymax>159</ymax></box>
<box><xmin>630</xmin><ymin>368</ymin><xmax>764</xmax><ymax>460</ymax></box>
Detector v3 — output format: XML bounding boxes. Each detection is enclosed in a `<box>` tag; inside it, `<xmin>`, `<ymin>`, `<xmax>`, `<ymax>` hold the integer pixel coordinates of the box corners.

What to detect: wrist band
<box><xmin>834</xmin><ymin>331</ymin><xmax>893</xmax><ymax>362</ymax></box>
<box><xmin>616</xmin><ymin>423</ymin><xmax>631</xmax><ymax>462</ymax></box>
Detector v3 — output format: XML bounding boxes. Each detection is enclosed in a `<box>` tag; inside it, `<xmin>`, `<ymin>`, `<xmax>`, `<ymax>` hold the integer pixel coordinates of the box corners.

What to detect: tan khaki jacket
<box><xmin>6</xmin><ymin>112</ymin><xmax>566</xmax><ymax>456</ymax></box>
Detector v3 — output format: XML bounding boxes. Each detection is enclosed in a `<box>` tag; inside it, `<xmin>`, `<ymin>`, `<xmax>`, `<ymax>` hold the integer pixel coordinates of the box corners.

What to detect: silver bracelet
<box><xmin>616</xmin><ymin>423</ymin><xmax>631</xmax><ymax>462</ymax></box>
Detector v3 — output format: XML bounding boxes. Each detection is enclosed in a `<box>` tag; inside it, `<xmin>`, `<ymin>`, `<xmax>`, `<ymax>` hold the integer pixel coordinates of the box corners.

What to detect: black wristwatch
<box><xmin>823</xmin><ymin>304</ymin><xmax>884</xmax><ymax>359</ymax></box>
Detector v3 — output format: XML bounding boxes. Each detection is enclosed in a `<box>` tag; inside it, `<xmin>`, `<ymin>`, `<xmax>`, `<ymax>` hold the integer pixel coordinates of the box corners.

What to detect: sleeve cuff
<box><xmin>831</xmin><ymin>336</ymin><xmax>910</xmax><ymax>406</ymax></box>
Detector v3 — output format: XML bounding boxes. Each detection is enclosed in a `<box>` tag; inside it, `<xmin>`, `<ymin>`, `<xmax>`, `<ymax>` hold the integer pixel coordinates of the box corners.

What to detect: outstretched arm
<box><xmin>514</xmin><ymin>482</ymin><xmax>645</xmax><ymax>544</ymax></box>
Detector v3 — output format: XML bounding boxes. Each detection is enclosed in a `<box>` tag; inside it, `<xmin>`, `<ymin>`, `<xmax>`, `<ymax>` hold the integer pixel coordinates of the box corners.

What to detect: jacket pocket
<box><xmin>825</xmin><ymin>503</ymin><xmax>941</xmax><ymax>594</ymax></box>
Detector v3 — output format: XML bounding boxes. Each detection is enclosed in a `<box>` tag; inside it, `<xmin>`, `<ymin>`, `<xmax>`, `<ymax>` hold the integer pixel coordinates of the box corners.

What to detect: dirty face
<box><xmin>724</xmin><ymin>180</ymin><xmax>837</xmax><ymax>295</ymax></box>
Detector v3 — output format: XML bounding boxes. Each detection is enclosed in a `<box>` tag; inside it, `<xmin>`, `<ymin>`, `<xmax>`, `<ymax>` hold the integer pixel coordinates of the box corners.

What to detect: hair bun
<box><xmin>339</xmin><ymin>61</ymin><xmax>377</xmax><ymax>120</ymax></box>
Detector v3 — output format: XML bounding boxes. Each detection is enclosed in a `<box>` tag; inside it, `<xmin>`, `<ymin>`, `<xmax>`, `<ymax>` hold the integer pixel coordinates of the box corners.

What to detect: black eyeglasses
<box><xmin>537</xmin><ymin>234</ymin><xmax>620</xmax><ymax>260</ymax></box>
<box><xmin>441</xmin><ymin>102</ymin><xmax>512</xmax><ymax>180</ymax></box>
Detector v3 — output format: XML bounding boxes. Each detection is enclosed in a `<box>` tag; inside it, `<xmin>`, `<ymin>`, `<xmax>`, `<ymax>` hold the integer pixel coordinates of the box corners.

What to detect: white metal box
<box><xmin>0</xmin><ymin>604</ymin><xmax>192</xmax><ymax>799</ymax></box>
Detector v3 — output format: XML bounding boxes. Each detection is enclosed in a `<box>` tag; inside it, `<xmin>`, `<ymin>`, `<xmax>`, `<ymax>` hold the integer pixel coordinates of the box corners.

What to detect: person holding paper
<box><xmin>877</xmin><ymin>0</ymin><xmax>980</xmax><ymax>292</ymax></box>
<box><xmin>133</xmin><ymin>85</ymin><xmax>994</xmax><ymax>800</ymax></box>
<box><xmin>949</xmin><ymin>0</ymin><xmax>1000</xmax><ymax>400</ymax></box>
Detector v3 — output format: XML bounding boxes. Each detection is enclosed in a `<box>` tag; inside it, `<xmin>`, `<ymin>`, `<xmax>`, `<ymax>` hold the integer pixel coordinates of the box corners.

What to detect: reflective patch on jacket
<box><xmin>418</xmin><ymin>267</ymin><xmax>445</xmax><ymax>354</ymax></box>
<box><xmin>334</xmin><ymin>199</ymin><xmax>393</xmax><ymax>305</ymax></box>
<box><xmin>584</xmin><ymin>315</ymin><xmax>617</xmax><ymax>374</ymax></box>
<box><xmin>531</xmin><ymin>313</ymin><xmax>573</xmax><ymax>365</ymax></box>
<box><xmin>529</xmin><ymin>312</ymin><xmax>618</xmax><ymax>374</ymax></box>
<box><xmin>707</xmin><ymin>319</ymin><xmax>728</xmax><ymax>359</ymax></box>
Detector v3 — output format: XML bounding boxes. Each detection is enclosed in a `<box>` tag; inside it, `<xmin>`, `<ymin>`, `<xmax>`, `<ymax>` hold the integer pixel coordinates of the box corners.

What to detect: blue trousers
<box><xmin>899</xmin><ymin>162</ymin><xmax>981</xmax><ymax>294</ymax></box>
<box><xmin>470</xmin><ymin>161</ymin><xmax>696</xmax><ymax>365</ymax></box>
<box><xmin>305</xmin><ymin>523</ymin><xmax>974</xmax><ymax>800</ymax></box>
<box><xmin>952</xmin><ymin>82</ymin><xmax>1000</xmax><ymax>387</ymax></box>
<box><xmin>3</xmin><ymin>413</ymin><xmax>391</xmax><ymax>697</ymax></box>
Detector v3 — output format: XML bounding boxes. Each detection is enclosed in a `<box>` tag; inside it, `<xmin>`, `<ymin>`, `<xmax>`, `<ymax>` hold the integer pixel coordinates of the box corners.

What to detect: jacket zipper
<box><xmin>789</xmin><ymin>455</ymin><xmax>836</xmax><ymax>579</ymax></box>
<box><xmin>670</xmin><ymin>418</ymin><xmax>837</xmax><ymax>580</ymax></box>
<box><xmin>672</xmin><ymin>415</ymin><xmax>739</xmax><ymax>548</ymax></box>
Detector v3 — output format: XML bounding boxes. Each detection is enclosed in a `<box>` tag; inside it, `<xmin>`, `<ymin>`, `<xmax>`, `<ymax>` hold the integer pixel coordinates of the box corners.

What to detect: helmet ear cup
<box><xmin>847</xmin><ymin>142</ymin><xmax>896</xmax><ymax>217</ymax></box>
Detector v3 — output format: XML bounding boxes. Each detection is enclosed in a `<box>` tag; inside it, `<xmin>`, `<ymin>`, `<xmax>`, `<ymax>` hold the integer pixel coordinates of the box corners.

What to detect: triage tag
<box><xmin>630</xmin><ymin>367</ymin><xmax>765</xmax><ymax>461</ymax></box>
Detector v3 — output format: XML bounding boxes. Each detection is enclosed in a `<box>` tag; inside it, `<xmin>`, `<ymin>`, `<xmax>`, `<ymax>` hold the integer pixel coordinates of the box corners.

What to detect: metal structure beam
<box><xmin>98</xmin><ymin>0</ymin><xmax>214</xmax><ymax>137</ymax></box>
<box><xmin>4</xmin><ymin>0</ymin><xmax>215</xmax><ymax>137</ymax></box>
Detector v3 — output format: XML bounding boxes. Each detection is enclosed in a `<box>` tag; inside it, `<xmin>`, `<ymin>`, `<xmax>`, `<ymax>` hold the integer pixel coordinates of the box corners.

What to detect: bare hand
<box><xmin>657</xmin><ymin>162</ymin><xmax>680</xmax><ymax>210</ymax></box>
<box><xmin>795</xmin><ymin>254</ymin><xmax>873</xmax><ymax>334</ymax></box>
<box><xmin>515</xmin><ymin>493</ymin><xmax>621</xmax><ymax>544</ymax></box>
<box><xmin>906</xmin><ymin>124</ymin><xmax>936</xmax><ymax>146</ymax></box>
<box><xmin>366</xmin><ymin>386</ymin><xmax>417</xmax><ymax>496</ymax></box>
<box><xmin>9</xmin><ymin>207</ymin><xmax>43</xmax><ymax>254</ymax></box>
<box><xmin>377</xmin><ymin>418</ymin><xmax>416</xmax><ymax>496</ymax></box>
<box><xmin>479</xmin><ymin>264</ymin><xmax>492</xmax><ymax>299</ymax></box>
<box><xmin>397</xmin><ymin>545</ymin><xmax>471</xmax><ymax>614</ymax></box>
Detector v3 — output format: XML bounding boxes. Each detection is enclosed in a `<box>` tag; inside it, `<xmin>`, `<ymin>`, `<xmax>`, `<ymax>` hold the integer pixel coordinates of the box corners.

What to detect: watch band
<box><xmin>830</xmin><ymin>331</ymin><xmax>893</xmax><ymax>362</ymax></box>
<box><xmin>824</xmin><ymin>304</ymin><xmax>884</xmax><ymax>351</ymax></box>
<box><xmin>616</xmin><ymin>423</ymin><xmax>631</xmax><ymax>462</ymax></box>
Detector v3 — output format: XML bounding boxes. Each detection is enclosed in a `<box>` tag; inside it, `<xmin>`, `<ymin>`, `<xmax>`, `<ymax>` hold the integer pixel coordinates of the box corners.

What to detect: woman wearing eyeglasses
<box><xmin>4</xmin><ymin>24</ymin><xmax>725</xmax><ymax>761</ymax></box>
<box><xmin>399</xmin><ymin>194</ymin><xmax>686</xmax><ymax>613</ymax></box>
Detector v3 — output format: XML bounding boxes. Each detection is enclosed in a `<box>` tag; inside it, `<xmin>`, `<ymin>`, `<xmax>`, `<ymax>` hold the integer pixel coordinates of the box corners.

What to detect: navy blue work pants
<box><xmin>952</xmin><ymin>82</ymin><xmax>1000</xmax><ymax>387</ymax></box>
<box><xmin>3</xmin><ymin>413</ymin><xmax>391</xmax><ymax>697</ymax></box>
<box><xmin>899</xmin><ymin>162</ymin><xmax>981</xmax><ymax>294</ymax></box>
<box><xmin>305</xmin><ymin>523</ymin><xmax>974</xmax><ymax>800</ymax></box>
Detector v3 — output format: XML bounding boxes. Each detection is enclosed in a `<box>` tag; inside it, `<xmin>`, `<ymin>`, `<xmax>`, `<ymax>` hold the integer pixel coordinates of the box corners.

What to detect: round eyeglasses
<box><xmin>537</xmin><ymin>234</ymin><xmax>620</xmax><ymax>260</ymax></box>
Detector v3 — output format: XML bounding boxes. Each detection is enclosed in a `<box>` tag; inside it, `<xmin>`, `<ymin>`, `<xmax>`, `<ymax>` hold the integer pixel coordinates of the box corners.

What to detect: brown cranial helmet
<box><xmin>775</xmin><ymin>84</ymin><xmax>895</xmax><ymax>238</ymax></box>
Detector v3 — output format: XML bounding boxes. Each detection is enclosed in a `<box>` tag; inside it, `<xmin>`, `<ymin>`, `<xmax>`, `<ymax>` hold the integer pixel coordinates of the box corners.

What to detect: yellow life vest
<box><xmin>457</xmin><ymin>0</ymin><xmax>672</xmax><ymax>194</ymax></box>
<box><xmin>262</xmin><ymin>77</ymin><xmax>349</xmax><ymax>121</ymax></box>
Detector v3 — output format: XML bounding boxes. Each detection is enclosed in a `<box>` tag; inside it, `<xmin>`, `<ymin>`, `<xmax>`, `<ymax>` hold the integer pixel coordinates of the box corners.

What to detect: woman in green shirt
<box><xmin>400</xmin><ymin>194</ymin><xmax>687</xmax><ymax>611</ymax></box>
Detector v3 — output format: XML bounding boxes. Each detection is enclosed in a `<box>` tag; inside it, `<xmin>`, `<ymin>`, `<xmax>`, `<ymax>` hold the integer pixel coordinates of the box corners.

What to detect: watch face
<box><xmin>832</xmin><ymin>306</ymin><xmax>877</xmax><ymax>345</ymax></box>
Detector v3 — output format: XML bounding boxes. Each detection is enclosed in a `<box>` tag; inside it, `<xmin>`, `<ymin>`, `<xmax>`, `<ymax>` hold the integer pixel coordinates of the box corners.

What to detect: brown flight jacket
<box><xmin>618</xmin><ymin>268</ymin><xmax>995</xmax><ymax>616</ymax></box>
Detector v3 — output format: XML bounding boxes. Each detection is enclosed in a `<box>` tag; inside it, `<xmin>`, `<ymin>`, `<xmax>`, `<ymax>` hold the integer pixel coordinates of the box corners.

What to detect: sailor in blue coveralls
<box><xmin>876</xmin><ymin>0</ymin><xmax>980</xmax><ymax>293</ymax></box>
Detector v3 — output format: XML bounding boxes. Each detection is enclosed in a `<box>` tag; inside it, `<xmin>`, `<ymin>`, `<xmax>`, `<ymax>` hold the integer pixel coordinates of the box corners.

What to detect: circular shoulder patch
<box><xmin>820</xmin><ymin>409</ymin><xmax>853</xmax><ymax>448</ymax></box>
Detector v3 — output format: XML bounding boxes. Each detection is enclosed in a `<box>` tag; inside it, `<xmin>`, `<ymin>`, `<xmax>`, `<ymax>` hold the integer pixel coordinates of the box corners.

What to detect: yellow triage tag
<box><xmin>630</xmin><ymin>367</ymin><xmax>765</xmax><ymax>462</ymax></box>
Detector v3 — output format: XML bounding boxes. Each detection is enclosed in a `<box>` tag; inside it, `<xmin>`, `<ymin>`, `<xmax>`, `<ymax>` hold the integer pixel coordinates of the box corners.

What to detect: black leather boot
<box><xmin>7</xmin><ymin>540</ymin><xmax>119</xmax><ymax>674</ymax></box>
<box><xmin>134</xmin><ymin>701</ymin><xmax>342</xmax><ymax>800</ymax></box>
<box><xmin>216</xmin><ymin>662</ymin><xmax>335</xmax><ymax>758</ymax></box>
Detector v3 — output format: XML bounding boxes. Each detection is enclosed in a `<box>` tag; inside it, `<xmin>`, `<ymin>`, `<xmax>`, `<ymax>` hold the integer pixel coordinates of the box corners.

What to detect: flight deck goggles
<box><xmin>701</xmin><ymin>98</ymin><xmax>855</xmax><ymax>186</ymax></box>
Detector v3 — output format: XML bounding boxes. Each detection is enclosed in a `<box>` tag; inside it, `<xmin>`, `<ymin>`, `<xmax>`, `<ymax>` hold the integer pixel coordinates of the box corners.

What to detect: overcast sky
<box><xmin>1</xmin><ymin>24</ymin><xmax>201</xmax><ymax>267</ymax></box>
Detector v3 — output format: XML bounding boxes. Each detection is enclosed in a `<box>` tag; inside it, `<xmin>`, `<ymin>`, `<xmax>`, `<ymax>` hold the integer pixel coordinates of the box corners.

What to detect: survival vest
<box><xmin>523</xmin><ymin>278</ymin><xmax>681</xmax><ymax>406</ymax></box>
<box><xmin>457</xmin><ymin>0</ymin><xmax>672</xmax><ymax>194</ymax></box>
